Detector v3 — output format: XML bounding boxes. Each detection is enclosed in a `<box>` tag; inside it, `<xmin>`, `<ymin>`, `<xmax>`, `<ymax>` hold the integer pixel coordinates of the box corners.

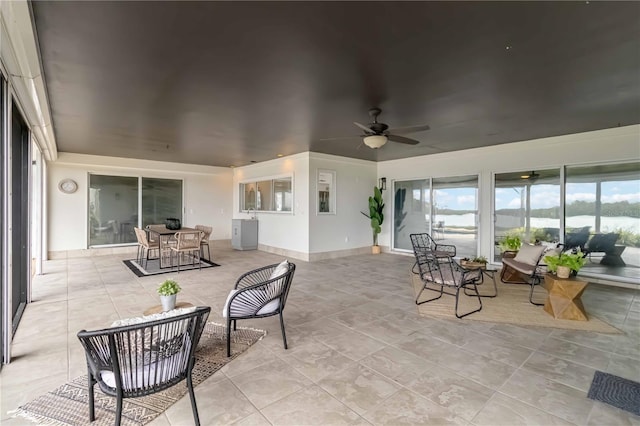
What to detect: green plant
<box><xmin>361</xmin><ymin>186</ymin><xmax>385</xmax><ymax>246</ymax></box>
<box><xmin>472</xmin><ymin>255</ymin><xmax>487</xmax><ymax>263</ymax></box>
<box><xmin>544</xmin><ymin>250</ymin><xmax>587</xmax><ymax>274</ymax></box>
<box><xmin>499</xmin><ymin>235</ymin><xmax>522</xmax><ymax>251</ymax></box>
<box><xmin>157</xmin><ymin>279</ymin><xmax>181</xmax><ymax>296</ymax></box>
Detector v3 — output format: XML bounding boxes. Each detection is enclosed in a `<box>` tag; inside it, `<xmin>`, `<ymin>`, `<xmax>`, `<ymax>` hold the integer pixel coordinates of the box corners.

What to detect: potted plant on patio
<box><xmin>158</xmin><ymin>279</ymin><xmax>181</xmax><ymax>311</ymax></box>
<box><xmin>361</xmin><ymin>186</ymin><xmax>385</xmax><ymax>254</ymax></box>
<box><xmin>461</xmin><ymin>255</ymin><xmax>488</xmax><ymax>270</ymax></box>
<box><xmin>544</xmin><ymin>250</ymin><xmax>586</xmax><ymax>279</ymax></box>
<box><xmin>499</xmin><ymin>234</ymin><xmax>522</xmax><ymax>257</ymax></box>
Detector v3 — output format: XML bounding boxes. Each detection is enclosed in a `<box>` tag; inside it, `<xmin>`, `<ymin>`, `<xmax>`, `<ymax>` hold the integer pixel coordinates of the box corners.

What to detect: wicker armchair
<box><xmin>194</xmin><ymin>225</ymin><xmax>213</xmax><ymax>260</ymax></box>
<box><xmin>413</xmin><ymin>249</ymin><xmax>483</xmax><ymax>318</ymax></box>
<box><xmin>223</xmin><ymin>261</ymin><xmax>295</xmax><ymax>357</ymax></box>
<box><xmin>77</xmin><ymin>306</ymin><xmax>211</xmax><ymax>426</ymax></box>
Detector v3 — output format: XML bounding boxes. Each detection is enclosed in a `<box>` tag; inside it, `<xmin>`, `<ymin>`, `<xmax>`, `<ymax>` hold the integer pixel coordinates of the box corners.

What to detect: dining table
<box><xmin>146</xmin><ymin>224</ymin><xmax>198</xmax><ymax>269</ymax></box>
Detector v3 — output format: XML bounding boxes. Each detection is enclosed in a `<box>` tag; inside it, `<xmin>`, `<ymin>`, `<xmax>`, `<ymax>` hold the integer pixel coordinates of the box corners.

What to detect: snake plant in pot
<box><xmin>158</xmin><ymin>279</ymin><xmax>181</xmax><ymax>311</ymax></box>
<box><xmin>361</xmin><ymin>186</ymin><xmax>385</xmax><ymax>254</ymax></box>
<box><xmin>544</xmin><ymin>250</ymin><xmax>586</xmax><ymax>279</ymax></box>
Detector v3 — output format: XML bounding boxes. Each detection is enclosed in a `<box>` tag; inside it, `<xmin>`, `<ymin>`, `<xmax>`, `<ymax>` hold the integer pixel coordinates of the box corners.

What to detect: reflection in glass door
<box><xmin>431</xmin><ymin>176</ymin><xmax>478</xmax><ymax>258</ymax></box>
<box><xmin>393</xmin><ymin>179</ymin><xmax>430</xmax><ymax>251</ymax></box>
<box><xmin>494</xmin><ymin>169</ymin><xmax>560</xmax><ymax>261</ymax></box>
<box><xmin>142</xmin><ymin>178</ymin><xmax>182</xmax><ymax>228</ymax></box>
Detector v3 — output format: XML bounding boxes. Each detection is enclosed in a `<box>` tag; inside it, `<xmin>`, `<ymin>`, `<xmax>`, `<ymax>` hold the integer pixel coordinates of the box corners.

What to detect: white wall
<box><xmin>233</xmin><ymin>153</ymin><xmax>310</xmax><ymax>256</ymax></box>
<box><xmin>308</xmin><ymin>153</ymin><xmax>377</xmax><ymax>253</ymax></box>
<box><xmin>48</xmin><ymin>153</ymin><xmax>233</xmax><ymax>255</ymax></box>
<box><xmin>378</xmin><ymin>125</ymin><xmax>640</xmax><ymax>259</ymax></box>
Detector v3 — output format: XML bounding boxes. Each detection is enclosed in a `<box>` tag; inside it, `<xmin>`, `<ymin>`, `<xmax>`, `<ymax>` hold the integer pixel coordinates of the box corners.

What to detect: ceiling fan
<box><xmin>323</xmin><ymin>107</ymin><xmax>430</xmax><ymax>149</ymax></box>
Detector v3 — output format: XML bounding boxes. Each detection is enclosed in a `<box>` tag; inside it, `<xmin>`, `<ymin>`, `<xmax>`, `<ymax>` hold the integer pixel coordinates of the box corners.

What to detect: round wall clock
<box><xmin>58</xmin><ymin>178</ymin><xmax>78</xmax><ymax>194</ymax></box>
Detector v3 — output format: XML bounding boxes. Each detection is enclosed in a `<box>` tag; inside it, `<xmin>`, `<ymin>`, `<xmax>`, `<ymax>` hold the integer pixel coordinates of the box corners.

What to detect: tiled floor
<box><xmin>1</xmin><ymin>245</ymin><xmax>639</xmax><ymax>425</ymax></box>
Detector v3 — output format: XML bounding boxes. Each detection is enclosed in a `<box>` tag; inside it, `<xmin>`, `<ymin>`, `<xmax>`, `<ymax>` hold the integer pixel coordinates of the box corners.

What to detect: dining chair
<box><xmin>195</xmin><ymin>225</ymin><xmax>213</xmax><ymax>260</ymax></box>
<box><xmin>134</xmin><ymin>227</ymin><xmax>159</xmax><ymax>269</ymax></box>
<box><xmin>170</xmin><ymin>230</ymin><xmax>204</xmax><ymax>272</ymax></box>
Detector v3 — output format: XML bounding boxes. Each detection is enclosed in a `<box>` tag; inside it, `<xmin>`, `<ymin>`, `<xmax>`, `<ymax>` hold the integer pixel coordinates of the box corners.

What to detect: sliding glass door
<box><xmin>393</xmin><ymin>175</ymin><xmax>478</xmax><ymax>258</ymax></box>
<box><xmin>89</xmin><ymin>175</ymin><xmax>182</xmax><ymax>247</ymax></box>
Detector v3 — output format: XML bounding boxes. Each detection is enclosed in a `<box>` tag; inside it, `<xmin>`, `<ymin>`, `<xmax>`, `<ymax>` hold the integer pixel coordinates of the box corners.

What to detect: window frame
<box><xmin>239</xmin><ymin>174</ymin><xmax>293</xmax><ymax>214</ymax></box>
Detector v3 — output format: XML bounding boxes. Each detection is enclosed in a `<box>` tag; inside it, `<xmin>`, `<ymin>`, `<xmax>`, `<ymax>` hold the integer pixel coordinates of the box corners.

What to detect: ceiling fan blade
<box><xmin>387</xmin><ymin>124</ymin><xmax>430</xmax><ymax>135</ymax></box>
<box><xmin>319</xmin><ymin>134</ymin><xmax>363</xmax><ymax>141</ymax></box>
<box><xmin>354</xmin><ymin>121</ymin><xmax>375</xmax><ymax>133</ymax></box>
<box><xmin>387</xmin><ymin>134</ymin><xmax>420</xmax><ymax>145</ymax></box>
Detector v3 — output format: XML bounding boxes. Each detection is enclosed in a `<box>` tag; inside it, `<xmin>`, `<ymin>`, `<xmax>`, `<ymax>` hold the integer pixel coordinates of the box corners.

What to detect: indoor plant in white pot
<box><xmin>158</xmin><ymin>279</ymin><xmax>181</xmax><ymax>311</ymax></box>
<box><xmin>361</xmin><ymin>186</ymin><xmax>385</xmax><ymax>254</ymax></box>
<box><xmin>544</xmin><ymin>250</ymin><xmax>586</xmax><ymax>279</ymax></box>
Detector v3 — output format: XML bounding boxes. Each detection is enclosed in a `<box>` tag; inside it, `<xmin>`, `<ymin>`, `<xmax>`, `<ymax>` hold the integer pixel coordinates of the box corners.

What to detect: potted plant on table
<box><xmin>544</xmin><ymin>250</ymin><xmax>586</xmax><ymax>279</ymax></box>
<box><xmin>158</xmin><ymin>279</ymin><xmax>181</xmax><ymax>311</ymax></box>
<box><xmin>461</xmin><ymin>255</ymin><xmax>488</xmax><ymax>270</ymax></box>
<box><xmin>361</xmin><ymin>186</ymin><xmax>385</xmax><ymax>254</ymax></box>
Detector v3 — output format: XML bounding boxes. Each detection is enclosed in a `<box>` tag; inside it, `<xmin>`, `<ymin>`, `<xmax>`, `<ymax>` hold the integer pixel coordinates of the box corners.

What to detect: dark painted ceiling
<box><xmin>30</xmin><ymin>1</ymin><xmax>640</xmax><ymax>167</ymax></box>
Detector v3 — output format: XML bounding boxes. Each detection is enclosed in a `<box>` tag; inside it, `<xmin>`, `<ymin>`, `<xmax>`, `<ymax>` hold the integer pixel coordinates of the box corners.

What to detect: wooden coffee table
<box><xmin>144</xmin><ymin>301</ymin><xmax>194</xmax><ymax>316</ymax></box>
<box><xmin>542</xmin><ymin>274</ymin><xmax>588</xmax><ymax>321</ymax></box>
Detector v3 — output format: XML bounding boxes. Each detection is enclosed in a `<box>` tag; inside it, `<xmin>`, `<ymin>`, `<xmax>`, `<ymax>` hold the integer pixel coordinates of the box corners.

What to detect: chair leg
<box><xmin>115</xmin><ymin>394</ymin><xmax>123</xmax><ymax>426</ymax></box>
<box><xmin>226</xmin><ymin>317</ymin><xmax>232</xmax><ymax>357</ymax></box>
<box><xmin>415</xmin><ymin>282</ymin><xmax>444</xmax><ymax>305</ymax></box>
<box><xmin>87</xmin><ymin>370</ymin><xmax>96</xmax><ymax>422</ymax></box>
<box><xmin>205</xmin><ymin>244</ymin><xmax>211</xmax><ymax>261</ymax></box>
<box><xmin>186</xmin><ymin>369</ymin><xmax>201</xmax><ymax>426</ymax></box>
<box><xmin>455</xmin><ymin>283</ymin><xmax>483</xmax><ymax>318</ymax></box>
<box><xmin>529</xmin><ymin>277</ymin><xmax>545</xmax><ymax>306</ymax></box>
<box><xmin>279</xmin><ymin>311</ymin><xmax>288</xmax><ymax>350</ymax></box>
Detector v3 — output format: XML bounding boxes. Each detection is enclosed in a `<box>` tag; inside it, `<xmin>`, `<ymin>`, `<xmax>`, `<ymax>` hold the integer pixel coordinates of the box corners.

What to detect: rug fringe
<box><xmin>8</xmin><ymin>408</ymin><xmax>68</xmax><ymax>426</ymax></box>
<box><xmin>206</xmin><ymin>321</ymin><xmax>268</xmax><ymax>336</ymax></box>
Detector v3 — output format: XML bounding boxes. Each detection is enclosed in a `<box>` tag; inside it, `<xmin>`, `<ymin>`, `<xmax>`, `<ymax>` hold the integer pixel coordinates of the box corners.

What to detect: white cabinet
<box><xmin>232</xmin><ymin>219</ymin><xmax>258</xmax><ymax>250</ymax></box>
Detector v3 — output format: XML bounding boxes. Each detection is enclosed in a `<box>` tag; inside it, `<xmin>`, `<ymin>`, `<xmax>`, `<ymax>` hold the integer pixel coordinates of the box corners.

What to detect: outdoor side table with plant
<box><xmin>158</xmin><ymin>279</ymin><xmax>181</xmax><ymax>311</ymax></box>
<box><xmin>544</xmin><ymin>250</ymin><xmax>587</xmax><ymax>279</ymax></box>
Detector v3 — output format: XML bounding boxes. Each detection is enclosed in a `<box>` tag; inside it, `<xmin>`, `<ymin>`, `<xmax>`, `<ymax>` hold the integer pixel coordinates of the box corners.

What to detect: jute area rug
<box><xmin>10</xmin><ymin>323</ymin><xmax>266</xmax><ymax>426</ymax></box>
<box><xmin>411</xmin><ymin>273</ymin><xmax>620</xmax><ymax>333</ymax></box>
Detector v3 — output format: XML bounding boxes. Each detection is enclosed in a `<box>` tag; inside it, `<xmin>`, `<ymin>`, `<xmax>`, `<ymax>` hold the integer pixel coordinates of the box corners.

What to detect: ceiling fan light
<box><xmin>363</xmin><ymin>135</ymin><xmax>387</xmax><ymax>149</ymax></box>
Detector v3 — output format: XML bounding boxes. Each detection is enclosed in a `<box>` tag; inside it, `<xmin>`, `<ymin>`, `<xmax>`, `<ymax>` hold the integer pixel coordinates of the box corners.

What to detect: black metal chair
<box><xmin>409</xmin><ymin>233</ymin><xmax>456</xmax><ymax>273</ymax></box>
<box><xmin>413</xmin><ymin>249</ymin><xmax>483</xmax><ymax>318</ymax></box>
<box><xmin>223</xmin><ymin>261</ymin><xmax>295</xmax><ymax>357</ymax></box>
<box><xmin>77</xmin><ymin>306</ymin><xmax>211</xmax><ymax>426</ymax></box>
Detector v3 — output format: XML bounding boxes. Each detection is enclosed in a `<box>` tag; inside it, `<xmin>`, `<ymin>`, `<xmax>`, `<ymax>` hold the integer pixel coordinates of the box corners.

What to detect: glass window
<box><xmin>494</xmin><ymin>169</ymin><xmax>560</xmax><ymax>261</ymax></box>
<box><xmin>317</xmin><ymin>170</ymin><xmax>335</xmax><ymax>214</ymax></box>
<box><xmin>89</xmin><ymin>175</ymin><xmax>138</xmax><ymax>246</ymax></box>
<box><xmin>274</xmin><ymin>178</ymin><xmax>292</xmax><ymax>212</ymax></box>
<box><xmin>142</xmin><ymin>178</ymin><xmax>182</xmax><ymax>228</ymax></box>
<box><xmin>432</xmin><ymin>175</ymin><xmax>478</xmax><ymax>258</ymax></box>
<box><xmin>566</xmin><ymin>162</ymin><xmax>640</xmax><ymax>271</ymax></box>
<box><xmin>257</xmin><ymin>180</ymin><xmax>273</xmax><ymax>211</ymax></box>
<box><xmin>240</xmin><ymin>176</ymin><xmax>292</xmax><ymax>212</ymax></box>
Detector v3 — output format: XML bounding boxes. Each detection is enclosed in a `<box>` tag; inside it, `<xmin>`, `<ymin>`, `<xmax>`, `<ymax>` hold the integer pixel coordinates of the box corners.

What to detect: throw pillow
<box><xmin>514</xmin><ymin>243</ymin><xmax>546</xmax><ymax>266</ymax></box>
<box><xmin>269</xmin><ymin>259</ymin><xmax>289</xmax><ymax>280</ymax></box>
<box><xmin>111</xmin><ymin>306</ymin><xmax>197</xmax><ymax>328</ymax></box>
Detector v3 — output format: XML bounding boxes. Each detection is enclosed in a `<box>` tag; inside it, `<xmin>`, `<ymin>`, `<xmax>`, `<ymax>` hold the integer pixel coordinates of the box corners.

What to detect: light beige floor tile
<box><xmin>360</xmin><ymin>346</ymin><xmax>434</xmax><ymax>386</ymax></box>
<box><xmin>318</xmin><ymin>364</ymin><xmax>401</xmax><ymax>415</ymax></box>
<box><xmin>499</xmin><ymin>369</ymin><xmax>594</xmax><ymax>424</ymax></box>
<box><xmin>587</xmin><ymin>401</ymin><xmax>640</xmax><ymax>425</ymax></box>
<box><xmin>233</xmin><ymin>411</ymin><xmax>273</xmax><ymax>426</ymax></box>
<box><xmin>462</xmin><ymin>333</ymin><xmax>534</xmax><ymax>368</ymax></box>
<box><xmin>362</xmin><ymin>388</ymin><xmax>468</xmax><ymax>426</ymax></box>
<box><xmin>230</xmin><ymin>358</ymin><xmax>312</xmax><ymax>409</ymax></box>
<box><xmin>606</xmin><ymin>353</ymin><xmax>640</xmax><ymax>382</ymax></box>
<box><xmin>260</xmin><ymin>385</ymin><xmax>367</xmax><ymax>425</ymax></box>
<box><xmin>538</xmin><ymin>337</ymin><xmax>612</xmax><ymax>370</ymax></box>
<box><xmin>472</xmin><ymin>392</ymin><xmax>574</xmax><ymax>426</ymax></box>
<box><xmin>406</xmin><ymin>363</ymin><xmax>494</xmax><ymax>421</ymax></box>
<box><xmin>521</xmin><ymin>351</ymin><xmax>597</xmax><ymax>392</ymax></box>
<box><xmin>277</xmin><ymin>340</ymin><xmax>356</xmax><ymax>382</ymax></box>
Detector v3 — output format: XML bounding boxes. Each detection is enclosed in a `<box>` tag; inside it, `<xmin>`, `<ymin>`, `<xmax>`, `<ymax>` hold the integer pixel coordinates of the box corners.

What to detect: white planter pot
<box><xmin>556</xmin><ymin>266</ymin><xmax>571</xmax><ymax>279</ymax></box>
<box><xmin>160</xmin><ymin>294</ymin><xmax>177</xmax><ymax>311</ymax></box>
